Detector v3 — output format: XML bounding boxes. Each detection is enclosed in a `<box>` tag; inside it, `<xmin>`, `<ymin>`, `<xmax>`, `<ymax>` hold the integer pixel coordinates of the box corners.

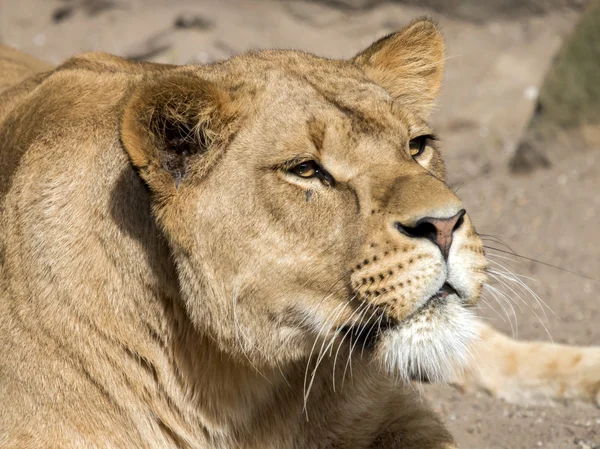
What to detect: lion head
<box><xmin>120</xmin><ymin>19</ymin><xmax>487</xmax><ymax>385</ymax></box>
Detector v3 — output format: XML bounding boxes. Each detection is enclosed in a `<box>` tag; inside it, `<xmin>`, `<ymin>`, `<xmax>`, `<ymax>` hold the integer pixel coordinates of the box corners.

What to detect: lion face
<box><xmin>122</xmin><ymin>19</ymin><xmax>487</xmax><ymax>382</ymax></box>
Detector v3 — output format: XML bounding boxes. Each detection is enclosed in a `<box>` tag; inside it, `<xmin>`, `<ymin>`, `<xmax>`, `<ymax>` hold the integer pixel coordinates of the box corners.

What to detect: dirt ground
<box><xmin>1</xmin><ymin>0</ymin><xmax>598</xmax><ymax>447</ymax></box>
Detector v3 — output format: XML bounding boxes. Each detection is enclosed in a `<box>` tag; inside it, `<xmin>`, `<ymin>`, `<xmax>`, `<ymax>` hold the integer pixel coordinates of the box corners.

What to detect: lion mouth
<box><xmin>434</xmin><ymin>282</ymin><xmax>458</xmax><ymax>300</ymax></box>
<box><xmin>407</xmin><ymin>282</ymin><xmax>460</xmax><ymax>318</ymax></box>
<box><xmin>341</xmin><ymin>283</ymin><xmax>460</xmax><ymax>350</ymax></box>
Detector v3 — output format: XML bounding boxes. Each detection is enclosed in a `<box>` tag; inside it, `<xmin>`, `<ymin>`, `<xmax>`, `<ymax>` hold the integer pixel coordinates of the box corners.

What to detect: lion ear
<box><xmin>121</xmin><ymin>73</ymin><xmax>239</xmax><ymax>197</ymax></box>
<box><xmin>352</xmin><ymin>18</ymin><xmax>445</xmax><ymax>118</ymax></box>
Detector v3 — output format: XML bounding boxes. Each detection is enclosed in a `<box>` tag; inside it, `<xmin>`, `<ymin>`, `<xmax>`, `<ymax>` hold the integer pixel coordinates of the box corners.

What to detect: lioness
<box><xmin>0</xmin><ymin>19</ymin><xmax>598</xmax><ymax>449</ymax></box>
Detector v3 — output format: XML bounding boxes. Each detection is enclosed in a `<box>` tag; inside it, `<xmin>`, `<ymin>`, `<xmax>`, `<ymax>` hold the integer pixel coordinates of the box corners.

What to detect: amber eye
<box><xmin>290</xmin><ymin>160</ymin><xmax>321</xmax><ymax>178</ymax></box>
<box><xmin>287</xmin><ymin>160</ymin><xmax>336</xmax><ymax>186</ymax></box>
<box><xmin>409</xmin><ymin>136</ymin><xmax>428</xmax><ymax>158</ymax></box>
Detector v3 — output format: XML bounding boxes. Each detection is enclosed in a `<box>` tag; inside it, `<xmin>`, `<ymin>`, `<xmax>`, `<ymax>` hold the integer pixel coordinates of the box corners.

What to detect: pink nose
<box><xmin>395</xmin><ymin>209</ymin><xmax>466</xmax><ymax>260</ymax></box>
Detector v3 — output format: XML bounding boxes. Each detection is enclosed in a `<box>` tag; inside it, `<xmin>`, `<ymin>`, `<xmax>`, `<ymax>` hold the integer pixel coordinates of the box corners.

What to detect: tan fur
<box><xmin>0</xmin><ymin>19</ymin><xmax>598</xmax><ymax>449</ymax></box>
<box><xmin>452</xmin><ymin>322</ymin><xmax>600</xmax><ymax>406</ymax></box>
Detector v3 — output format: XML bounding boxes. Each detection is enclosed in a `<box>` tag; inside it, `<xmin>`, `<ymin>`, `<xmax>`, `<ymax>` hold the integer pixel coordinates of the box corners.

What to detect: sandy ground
<box><xmin>1</xmin><ymin>0</ymin><xmax>599</xmax><ymax>447</ymax></box>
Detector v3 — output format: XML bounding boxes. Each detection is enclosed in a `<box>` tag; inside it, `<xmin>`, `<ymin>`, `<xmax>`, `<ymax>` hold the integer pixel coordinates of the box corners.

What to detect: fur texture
<box><xmin>1</xmin><ymin>19</ymin><xmax>599</xmax><ymax>449</ymax></box>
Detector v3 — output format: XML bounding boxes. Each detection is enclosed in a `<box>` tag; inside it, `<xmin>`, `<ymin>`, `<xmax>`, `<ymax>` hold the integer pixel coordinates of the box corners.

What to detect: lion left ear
<box><xmin>121</xmin><ymin>73</ymin><xmax>239</xmax><ymax>198</ymax></box>
<box><xmin>352</xmin><ymin>18</ymin><xmax>445</xmax><ymax>118</ymax></box>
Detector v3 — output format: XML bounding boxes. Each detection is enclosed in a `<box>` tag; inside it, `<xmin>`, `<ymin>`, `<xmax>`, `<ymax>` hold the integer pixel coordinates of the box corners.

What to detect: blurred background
<box><xmin>1</xmin><ymin>0</ymin><xmax>599</xmax><ymax>447</ymax></box>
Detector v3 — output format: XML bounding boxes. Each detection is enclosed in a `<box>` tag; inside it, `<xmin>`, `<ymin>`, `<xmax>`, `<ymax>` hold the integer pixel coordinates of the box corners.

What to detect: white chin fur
<box><xmin>378</xmin><ymin>300</ymin><xmax>478</xmax><ymax>383</ymax></box>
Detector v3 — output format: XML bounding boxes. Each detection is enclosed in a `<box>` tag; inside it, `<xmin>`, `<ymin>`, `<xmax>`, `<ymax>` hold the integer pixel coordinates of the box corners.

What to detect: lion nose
<box><xmin>394</xmin><ymin>209</ymin><xmax>466</xmax><ymax>260</ymax></box>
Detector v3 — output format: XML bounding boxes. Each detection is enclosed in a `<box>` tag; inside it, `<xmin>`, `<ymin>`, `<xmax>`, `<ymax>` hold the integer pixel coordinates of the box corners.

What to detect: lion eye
<box><xmin>290</xmin><ymin>161</ymin><xmax>320</xmax><ymax>178</ymax></box>
<box><xmin>287</xmin><ymin>160</ymin><xmax>336</xmax><ymax>187</ymax></box>
<box><xmin>409</xmin><ymin>136</ymin><xmax>428</xmax><ymax>158</ymax></box>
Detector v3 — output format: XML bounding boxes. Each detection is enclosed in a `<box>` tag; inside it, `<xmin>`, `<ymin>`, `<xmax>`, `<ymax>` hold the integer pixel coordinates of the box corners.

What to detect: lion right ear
<box><xmin>121</xmin><ymin>73</ymin><xmax>239</xmax><ymax>198</ymax></box>
<box><xmin>351</xmin><ymin>18</ymin><xmax>445</xmax><ymax>118</ymax></box>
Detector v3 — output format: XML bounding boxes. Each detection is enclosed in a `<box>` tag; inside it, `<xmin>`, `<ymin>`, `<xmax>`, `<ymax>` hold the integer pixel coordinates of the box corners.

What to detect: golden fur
<box><xmin>0</xmin><ymin>19</ymin><xmax>598</xmax><ymax>448</ymax></box>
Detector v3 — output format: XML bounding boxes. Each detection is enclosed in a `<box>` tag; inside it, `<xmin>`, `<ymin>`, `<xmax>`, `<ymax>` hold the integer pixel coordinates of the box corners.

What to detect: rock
<box><xmin>174</xmin><ymin>13</ymin><xmax>213</xmax><ymax>30</ymax></box>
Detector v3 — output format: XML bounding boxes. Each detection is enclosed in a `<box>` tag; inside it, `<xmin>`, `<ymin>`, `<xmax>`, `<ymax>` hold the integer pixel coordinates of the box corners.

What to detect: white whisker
<box><xmin>487</xmin><ymin>271</ymin><xmax>554</xmax><ymax>342</ymax></box>
<box><xmin>482</xmin><ymin>282</ymin><xmax>518</xmax><ymax>337</ymax></box>
<box><xmin>488</xmin><ymin>263</ymin><xmax>556</xmax><ymax>319</ymax></box>
<box><xmin>303</xmin><ymin>301</ymin><xmax>348</xmax><ymax>414</ymax></box>
<box><xmin>331</xmin><ymin>300</ymin><xmax>368</xmax><ymax>392</ymax></box>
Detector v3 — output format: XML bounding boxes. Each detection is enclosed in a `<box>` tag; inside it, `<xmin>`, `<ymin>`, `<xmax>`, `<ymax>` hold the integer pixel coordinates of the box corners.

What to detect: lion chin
<box><xmin>377</xmin><ymin>297</ymin><xmax>479</xmax><ymax>383</ymax></box>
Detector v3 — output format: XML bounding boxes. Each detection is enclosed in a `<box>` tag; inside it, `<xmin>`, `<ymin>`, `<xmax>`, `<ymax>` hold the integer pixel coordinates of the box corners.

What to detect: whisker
<box><xmin>306</xmin><ymin>303</ymin><xmax>357</xmax><ymax>401</ymax></box>
<box><xmin>480</xmin><ymin>234</ymin><xmax>530</xmax><ymax>272</ymax></box>
<box><xmin>486</xmin><ymin>279</ymin><xmax>554</xmax><ymax>342</ymax></box>
<box><xmin>487</xmin><ymin>261</ymin><xmax>556</xmax><ymax>319</ymax></box>
<box><xmin>342</xmin><ymin>303</ymin><xmax>381</xmax><ymax>385</ymax></box>
<box><xmin>295</xmin><ymin>272</ymin><xmax>353</xmax><ymax>331</ymax></box>
<box><xmin>338</xmin><ymin>304</ymin><xmax>371</xmax><ymax>388</ymax></box>
<box><xmin>478</xmin><ymin>295</ymin><xmax>510</xmax><ymax>323</ymax></box>
<box><xmin>482</xmin><ymin>282</ymin><xmax>517</xmax><ymax>337</ymax></box>
<box><xmin>485</xmin><ymin>254</ymin><xmax>539</xmax><ymax>282</ymax></box>
<box><xmin>483</xmin><ymin>245</ymin><xmax>600</xmax><ymax>282</ymax></box>
<box><xmin>303</xmin><ymin>301</ymin><xmax>348</xmax><ymax>414</ymax></box>
<box><xmin>483</xmin><ymin>270</ymin><xmax>526</xmax><ymax>315</ymax></box>
<box><xmin>331</xmin><ymin>301</ymin><xmax>368</xmax><ymax>392</ymax></box>
<box><xmin>360</xmin><ymin>308</ymin><xmax>385</xmax><ymax>357</ymax></box>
